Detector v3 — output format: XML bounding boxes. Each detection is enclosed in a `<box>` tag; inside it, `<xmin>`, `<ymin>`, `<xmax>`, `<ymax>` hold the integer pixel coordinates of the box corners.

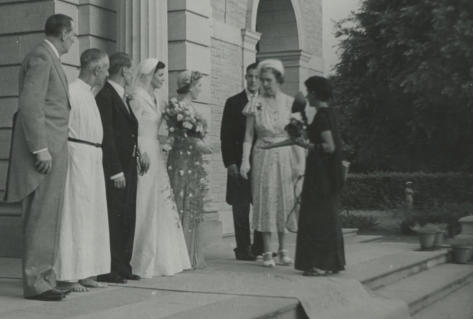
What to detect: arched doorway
<box><xmin>254</xmin><ymin>0</ymin><xmax>305</xmax><ymax>95</ymax></box>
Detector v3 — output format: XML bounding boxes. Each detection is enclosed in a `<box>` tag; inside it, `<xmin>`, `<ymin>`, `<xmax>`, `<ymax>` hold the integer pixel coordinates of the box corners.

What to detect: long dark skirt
<box><xmin>295</xmin><ymin>193</ymin><xmax>345</xmax><ymax>272</ymax></box>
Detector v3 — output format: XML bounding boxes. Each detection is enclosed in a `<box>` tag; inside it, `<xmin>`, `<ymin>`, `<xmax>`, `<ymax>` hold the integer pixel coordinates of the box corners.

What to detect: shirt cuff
<box><xmin>32</xmin><ymin>148</ymin><xmax>48</xmax><ymax>154</ymax></box>
<box><xmin>110</xmin><ymin>172</ymin><xmax>124</xmax><ymax>180</ymax></box>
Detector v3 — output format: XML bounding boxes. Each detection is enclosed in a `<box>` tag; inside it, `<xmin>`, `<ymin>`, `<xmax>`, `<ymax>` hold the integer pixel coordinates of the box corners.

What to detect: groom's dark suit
<box><xmin>96</xmin><ymin>82</ymin><xmax>138</xmax><ymax>279</ymax></box>
<box><xmin>221</xmin><ymin>90</ymin><xmax>263</xmax><ymax>257</ymax></box>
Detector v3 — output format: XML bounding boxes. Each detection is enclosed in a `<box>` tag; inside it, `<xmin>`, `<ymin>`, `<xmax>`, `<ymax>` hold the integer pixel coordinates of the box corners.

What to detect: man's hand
<box><xmin>139</xmin><ymin>152</ymin><xmax>150</xmax><ymax>175</ymax></box>
<box><xmin>34</xmin><ymin>150</ymin><xmax>52</xmax><ymax>174</ymax></box>
<box><xmin>227</xmin><ymin>164</ymin><xmax>239</xmax><ymax>178</ymax></box>
<box><xmin>113</xmin><ymin>175</ymin><xmax>126</xmax><ymax>189</ymax></box>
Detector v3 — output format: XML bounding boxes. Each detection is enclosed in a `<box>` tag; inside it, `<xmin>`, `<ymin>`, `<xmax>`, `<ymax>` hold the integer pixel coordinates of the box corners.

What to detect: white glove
<box><xmin>240</xmin><ymin>141</ymin><xmax>252</xmax><ymax>179</ymax></box>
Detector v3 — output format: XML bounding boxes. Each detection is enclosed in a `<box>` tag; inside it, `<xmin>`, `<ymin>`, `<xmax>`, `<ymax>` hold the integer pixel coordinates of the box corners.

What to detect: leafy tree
<box><xmin>333</xmin><ymin>0</ymin><xmax>473</xmax><ymax>172</ymax></box>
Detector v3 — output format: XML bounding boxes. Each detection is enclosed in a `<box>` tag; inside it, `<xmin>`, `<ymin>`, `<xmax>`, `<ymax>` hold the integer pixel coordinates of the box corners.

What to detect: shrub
<box><xmin>341</xmin><ymin>172</ymin><xmax>473</xmax><ymax>210</ymax></box>
<box><xmin>339</xmin><ymin>210</ymin><xmax>379</xmax><ymax>231</ymax></box>
<box><xmin>400</xmin><ymin>202</ymin><xmax>473</xmax><ymax>237</ymax></box>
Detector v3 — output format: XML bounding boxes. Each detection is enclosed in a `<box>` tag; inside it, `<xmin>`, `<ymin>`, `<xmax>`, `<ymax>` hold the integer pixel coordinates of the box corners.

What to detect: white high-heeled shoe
<box><xmin>277</xmin><ymin>249</ymin><xmax>292</xmax><ymax>266</ymax></box>
<box><xmin>262</xmin><ymin>252</ymin><xmax>276</xmax><ymax>267</ymax></box>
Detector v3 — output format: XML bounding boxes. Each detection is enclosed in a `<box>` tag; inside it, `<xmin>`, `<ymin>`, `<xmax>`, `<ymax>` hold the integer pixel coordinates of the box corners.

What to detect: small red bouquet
<box><xmin>284</xmin><ymin>112</ymin><xmax>307</xmax><ymax>139</ymax></box>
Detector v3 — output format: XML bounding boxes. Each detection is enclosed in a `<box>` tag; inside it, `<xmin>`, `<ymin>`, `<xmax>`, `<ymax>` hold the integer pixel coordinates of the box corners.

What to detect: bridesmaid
<box><xmin>294</xmin><ymin>76</ymin><xmax>346</xmax><ymax>276</ymax></box>
<box><xmin>167</xmin><ymin>70</ymin><xmax>210</xmax><ymax>269</ymax></box>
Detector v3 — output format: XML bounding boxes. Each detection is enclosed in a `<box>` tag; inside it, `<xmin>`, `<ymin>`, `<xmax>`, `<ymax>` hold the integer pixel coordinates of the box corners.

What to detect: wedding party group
<box><xmin>5</xmin><ymin>14</ymin><xmax>347</xmax><ymax>302</ymax></box>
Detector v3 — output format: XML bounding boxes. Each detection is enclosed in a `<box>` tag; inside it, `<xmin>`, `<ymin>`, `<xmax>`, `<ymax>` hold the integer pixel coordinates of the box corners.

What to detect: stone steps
<box><xmin>413</xmin><ymin>278</ymin><xmax>473</xmax><ymax>319</ymax></box>
<box><xmin>349</xmin><ymin>249</ymin><xmax>449</xmax><ymax>290</ymax></box>
<box><xmin>375</xmin><ymin>263</ymin><xmax>473</xmax><ymax>315</ymax></box>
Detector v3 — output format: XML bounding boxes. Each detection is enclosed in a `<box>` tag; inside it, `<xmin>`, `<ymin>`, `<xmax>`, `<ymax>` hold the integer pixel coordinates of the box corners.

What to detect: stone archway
<box><xmin>248</xmin><ymin>0</ymin><xmax>308</xmax><ymax>95</ymax></box>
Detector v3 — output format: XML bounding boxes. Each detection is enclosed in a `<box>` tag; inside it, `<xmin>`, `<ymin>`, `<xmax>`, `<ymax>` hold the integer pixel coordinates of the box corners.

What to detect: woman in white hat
<box><xmin>240</xmin><ymin>59</ymin><xmax>304</xmax><ymax>267</ymax></box>
<box><xmin>129</xmin><ymin>58</ymin><xmax>191</xmax><ymax>277</ymax></box>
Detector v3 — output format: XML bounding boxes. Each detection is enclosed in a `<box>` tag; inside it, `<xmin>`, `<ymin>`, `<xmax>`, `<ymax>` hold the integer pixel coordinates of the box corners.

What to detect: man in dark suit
<box><xmin>220</xmin><ymin>63</ymin><xmax>263</xmax><ymax>260</ymax></box>
<box><xmin>5</xmin><ymin>14</ymin><xmax>75</xmax><ymax>301</ymax></box>
<box><xmin>96</xmin><ymin>52</ymin><xmax>145</xmax><ymax>283</ymax></box>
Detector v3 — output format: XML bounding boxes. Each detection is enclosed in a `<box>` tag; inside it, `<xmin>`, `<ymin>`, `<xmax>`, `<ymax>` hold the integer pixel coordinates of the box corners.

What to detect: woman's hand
<box><xmin>193</xmin><ymin>138</ymin><xmax>213</xmax><ymax>155</ymax></box>
<box><xmin>292</xmin><ymin>137</ymin><xmax>309</xmax><ymax>148</ymax></box>
<box><xmin>139</xmin><ymin>152</ymin><xmax>150</xmax><ymax>175</ymax></box>
<box><xmin>240</xmin><ymin>160</ymin><xmax>250</xmax><ymax>179</ymax></box>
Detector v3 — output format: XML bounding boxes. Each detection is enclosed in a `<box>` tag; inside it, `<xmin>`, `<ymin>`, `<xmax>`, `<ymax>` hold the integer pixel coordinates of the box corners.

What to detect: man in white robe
<box><xmin>54</xmin><ymin>48</ymin><xmax>111</xmax><ymax>292</ymax></box>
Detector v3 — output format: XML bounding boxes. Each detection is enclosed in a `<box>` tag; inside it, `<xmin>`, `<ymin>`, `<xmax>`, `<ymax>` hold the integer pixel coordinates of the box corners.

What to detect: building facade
<box><xmin>0</xmin><ymin>0</ymin><xmax>323</xmax><ymax>256</ymax></box>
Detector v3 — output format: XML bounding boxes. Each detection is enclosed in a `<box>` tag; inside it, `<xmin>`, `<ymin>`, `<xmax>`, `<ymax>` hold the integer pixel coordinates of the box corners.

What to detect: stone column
<box><xmin>241</xmin><ymin>29</ymin><xmax>261</xmax><ymax>86</ymax></box>
<box><xmin>118</xmin><ymin>0</ymin><xmax>169</xmax><ymax>97</ymax></box>
<box><xmin>167</xmin><ymin>0</ymin><xmax>211</xmax><ymax>101</ymax></box>
<box><xmin>167</xmin><ymin>0</ymin><xmax>221</xmax><ymax>246</ymax></box>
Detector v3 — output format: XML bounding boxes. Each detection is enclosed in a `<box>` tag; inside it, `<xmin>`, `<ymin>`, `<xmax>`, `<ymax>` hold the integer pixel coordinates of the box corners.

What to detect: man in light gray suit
<box><xmin>5</xmin><ymin>14</ymin><xmax>75</xmax><ymax>301</ymax></box>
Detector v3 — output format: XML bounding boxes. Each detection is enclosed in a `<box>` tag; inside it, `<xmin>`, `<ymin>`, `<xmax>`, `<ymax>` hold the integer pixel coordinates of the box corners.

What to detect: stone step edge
<box><xmin>409</xmin><ymin>269</ymin><xmax>473</xmax><ymax>315</ymax></box>
<box><xmin>411</xmin><ymin>278</ymin><xmax>473</xmax><ymax>319</ymax></box>
<box><xmin>222</xmin><ymin>227</ymin><xmax>359</xmax><ymax>239</ymax></box>
<box><xmin>376</xmin><ymin>264</ymin><xmax>473</xmax><ymax>315</ymax></box>
<box><xmin>361</xmin><ymin>250</ymin><xmax>449</xmax><ymax>290</ymax></box>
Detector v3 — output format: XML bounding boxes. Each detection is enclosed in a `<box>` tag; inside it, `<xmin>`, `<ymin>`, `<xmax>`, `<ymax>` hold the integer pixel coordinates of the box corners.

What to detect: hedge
<box><xmin>340</xmin><ymin>172</ymin><xmax>473</xmax><ymax>210</ymax></box>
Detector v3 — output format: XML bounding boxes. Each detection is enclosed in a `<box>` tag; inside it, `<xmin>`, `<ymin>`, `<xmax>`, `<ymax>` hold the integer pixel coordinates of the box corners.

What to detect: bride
<box><xmin>129</xmin><ymin>58</ymin><xmax>191</xmax><ymax>277</ymax></box>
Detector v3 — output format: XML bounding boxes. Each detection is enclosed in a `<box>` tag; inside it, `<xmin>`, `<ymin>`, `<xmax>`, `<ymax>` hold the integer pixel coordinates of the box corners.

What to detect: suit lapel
<box><xmin>239</xmin><ymin>90</ymin><xmax>248</xmax><ymax>108</ymax></box>
<box><xmin>41</xmin><ymin>42</ymin><xmax>70</xmax><ymax>103</ymax></box>
<box><xmin>106</xmin><ymin>83</ymin><xmax>137</xmax><ymax>125</ymax></box>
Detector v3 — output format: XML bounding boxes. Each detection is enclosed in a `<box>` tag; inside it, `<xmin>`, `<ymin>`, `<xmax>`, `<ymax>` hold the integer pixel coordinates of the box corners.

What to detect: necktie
<box><xmin>123</xmin><ymin>94</ymin><xmax>133</xmax><ymax>114</ymax></box>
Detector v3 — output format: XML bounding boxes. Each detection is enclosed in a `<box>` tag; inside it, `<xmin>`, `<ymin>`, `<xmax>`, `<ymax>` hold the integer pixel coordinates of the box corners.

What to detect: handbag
<box><xmin>286</xmin><ymin>174</ymin><xmax>304</xmax><ymax>233</ymax></box>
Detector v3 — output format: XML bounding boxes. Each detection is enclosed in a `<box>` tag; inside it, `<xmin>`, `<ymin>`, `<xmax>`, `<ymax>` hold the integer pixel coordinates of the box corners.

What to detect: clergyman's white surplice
<box><xmin>55</xmin><ymin>79</ymin><xmax>111</xmax><ymax>281</ymax></box>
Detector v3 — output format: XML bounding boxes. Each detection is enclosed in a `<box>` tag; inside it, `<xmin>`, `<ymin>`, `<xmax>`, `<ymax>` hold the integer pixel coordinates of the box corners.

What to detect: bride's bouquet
<box><xmin>261</xmin><ymin>112</ymin><xmax>307</xmax><ymax>149</ymax></box>
<box><xmin>162</xmin><ymin>97</ymin><xmax>211</xmax><ymax>154</ymax></box>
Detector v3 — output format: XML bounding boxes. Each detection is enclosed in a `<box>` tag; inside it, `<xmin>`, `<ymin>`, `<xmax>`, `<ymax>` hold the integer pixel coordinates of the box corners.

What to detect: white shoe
<box><xmin>277</xmin><ymin>249</ymin><xmax>292</xmax><ymax>266</ymax></box>
<box><xmin>262</xmin><ymin>252</ymin><xmax>276</xmax><ymax>267</ymax></box>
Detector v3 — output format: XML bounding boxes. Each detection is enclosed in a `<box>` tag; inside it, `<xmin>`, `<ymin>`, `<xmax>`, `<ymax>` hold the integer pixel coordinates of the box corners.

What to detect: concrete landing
<box><xmin>0</xmin><ymin>234</ymin><xmax>415</xmax><ymax>319</ymax></box>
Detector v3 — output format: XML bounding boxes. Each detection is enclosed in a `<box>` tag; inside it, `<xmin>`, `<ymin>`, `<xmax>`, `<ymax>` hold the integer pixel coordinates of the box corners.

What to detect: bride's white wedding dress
<box><xmin>130</xmin><ymin>87</ymin><xmax>191</xmax><ymax>277</ymax></box>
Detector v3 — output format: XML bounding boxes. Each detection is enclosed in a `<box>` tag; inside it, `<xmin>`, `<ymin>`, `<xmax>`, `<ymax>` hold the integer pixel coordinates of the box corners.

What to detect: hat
<box><xmin>258</xmin><ymin>59</ymin><xmax>285</xmax><ymax>76</ymax></box>
<box><xmin>176</xmin><ymin>70</ymin><xmax>202</xmax><ymax>93</ymax></box>
<box><xmin>136</xmin><ymin>58</ymin><xmax>159</xmax><ymax>76</ymax></box>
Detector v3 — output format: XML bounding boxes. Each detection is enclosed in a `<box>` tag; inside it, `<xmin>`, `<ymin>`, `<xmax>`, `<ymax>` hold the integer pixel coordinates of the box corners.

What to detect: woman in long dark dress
<box><xmin>294</xmin><ymin>76</ymin><xmax>346</xmax><ymax>276</ymax></box>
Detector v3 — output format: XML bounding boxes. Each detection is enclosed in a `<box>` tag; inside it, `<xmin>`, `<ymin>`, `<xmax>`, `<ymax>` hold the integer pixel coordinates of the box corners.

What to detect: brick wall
<box><xmin>208</xmin><ymin>37</ymin><xmax>244</xmax><ymax>213</ymax></box>
<box><xmin>211</xmin><ymin>0</ymin><xmax>247</xmax><ymax>28</ymax></box>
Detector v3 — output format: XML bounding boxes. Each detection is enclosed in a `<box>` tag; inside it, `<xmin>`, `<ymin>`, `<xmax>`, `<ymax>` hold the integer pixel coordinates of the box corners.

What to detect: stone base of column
<box><xmin>454</xmin><ymin>215</ymin><xmax>473</xmax><ymax>246</ymax></box>
<box><xmin>200</xmin><ymin>205</ymin><xmax>224</xmax><ymax>253</ymax></box>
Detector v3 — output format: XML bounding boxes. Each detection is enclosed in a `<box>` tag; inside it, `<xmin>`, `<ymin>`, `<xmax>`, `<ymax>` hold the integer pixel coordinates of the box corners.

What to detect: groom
<box><xmin>221</xmin><ymin>63</ymin><xmax>264</xmax><ymax>260</ymax></box>
<box><xmin>96</xmin><ymin>52</ymin><xmax>144</xmax><ymax>283</ymax></box>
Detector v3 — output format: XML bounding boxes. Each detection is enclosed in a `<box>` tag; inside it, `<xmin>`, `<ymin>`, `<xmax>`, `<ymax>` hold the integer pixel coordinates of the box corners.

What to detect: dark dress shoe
<box><xmin>234</xmin><ymin>248</ymin><xmax>256</xmax><ymax>261</ymax></box>
<box><xmin>54</xmin><ymin>287</ymin><xmax>72</xmax><ymax>295</ymax></box>
<box><xmin>97</xmin><ymin>273</ymin><xmax>127</xmax><ymax>284</ymax></box>
<box><xmin>122</xmin><ymin>274</ymin><xmax>141</xmax><ymax>280</ymax></box>
<box><xmin>26</xmin><ymin>289</ymin><xmax>65</xmax><ymax>301</ymax></box>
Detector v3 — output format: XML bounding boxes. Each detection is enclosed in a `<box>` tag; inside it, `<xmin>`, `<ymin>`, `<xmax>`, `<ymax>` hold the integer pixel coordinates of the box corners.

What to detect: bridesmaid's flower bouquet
<box><xmin>162</xmin><ymin>97</ymin><xmax>210</xmax><ymax>153</ymax></box>
<box><xmin>164</xmin><ymin>97</ymin><xmax>208</xmax><ymax>139</ymax></box>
